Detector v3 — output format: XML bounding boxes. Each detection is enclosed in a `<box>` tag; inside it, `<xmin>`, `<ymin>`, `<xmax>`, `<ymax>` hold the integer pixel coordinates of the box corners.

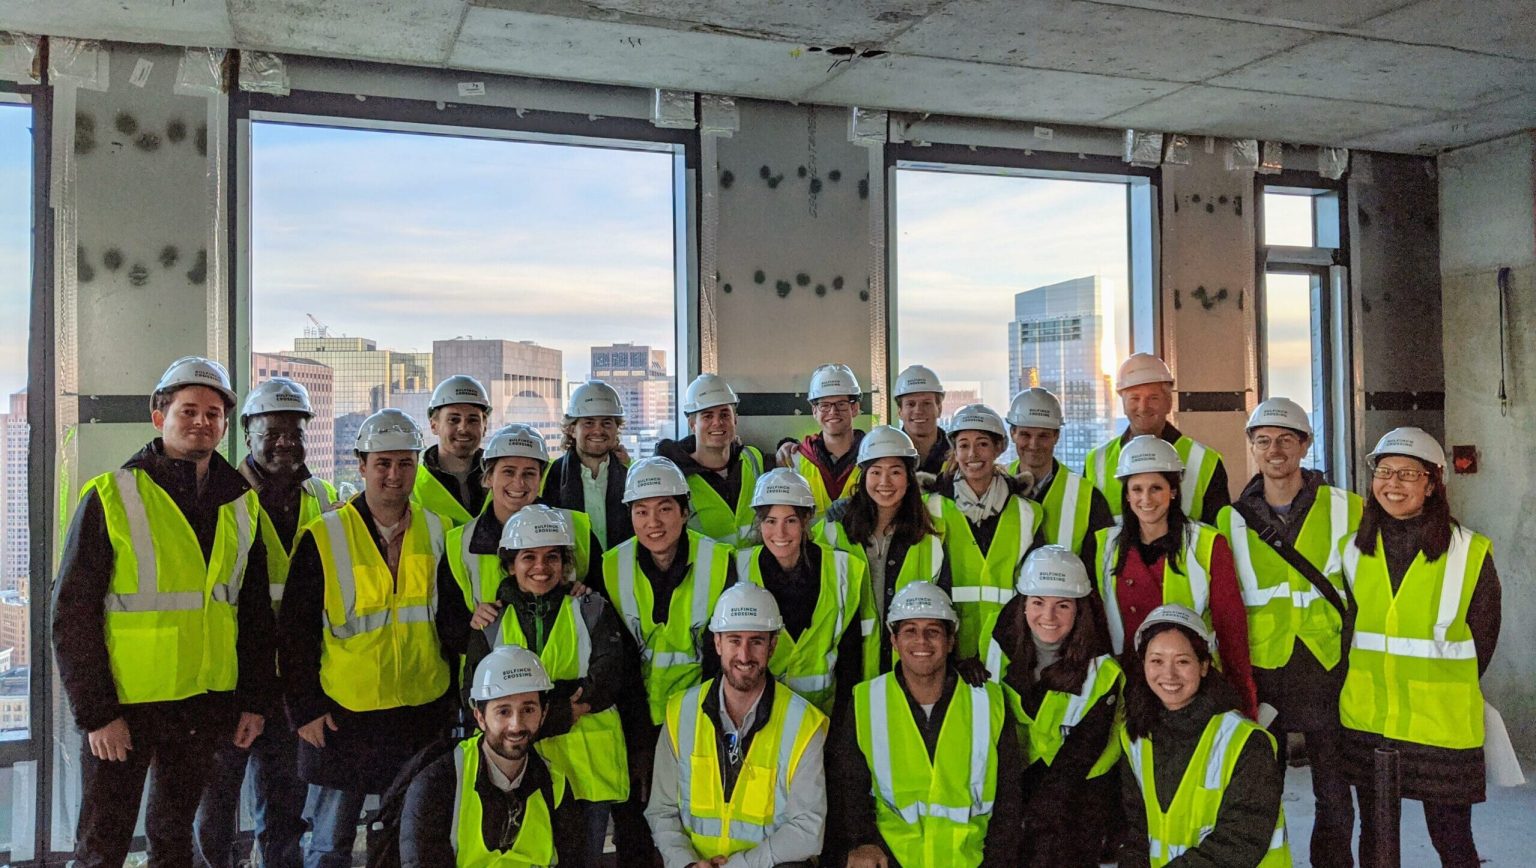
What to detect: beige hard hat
<box><xmin>1116</xmin><ymin>353</ymin><xmax>1174</xmax><ymax>391</ymax></box>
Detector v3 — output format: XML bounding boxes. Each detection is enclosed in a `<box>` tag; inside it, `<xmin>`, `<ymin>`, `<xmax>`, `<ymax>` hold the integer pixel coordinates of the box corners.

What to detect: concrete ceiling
<box><xmin>4</xmin><ymin>0</ymin><xmax>1533</xmax><ymax>154</ymax></box>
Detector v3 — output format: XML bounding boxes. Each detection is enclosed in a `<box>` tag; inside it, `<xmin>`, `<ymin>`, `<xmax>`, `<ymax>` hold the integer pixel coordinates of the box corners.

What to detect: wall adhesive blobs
<box><xmin>776</xmin><ymin>280</ymin><xmax>792</xmax><ymax>297</ymax></box>
<box><xmin>720</xmin><ymin>170</ymin><xmax>734</xmax><ymax>189</ymax></box>
<box><xmin>78</xmin><ymin>247</ymin><xmax>95</xmax><ymax>283</ymax></box>
<box><xmin>196</xmin><ymin>123</ymin><xmax>208</xmax><ymax>156</ymax></box>
<box><xmin>832</xmin><ymin>276</ymin><xmax>845</xmax><ymax>290</ymax></box>
<box><xmin>114</xmin><ymin>112</ymin><xmax>138</xmax><ymax>136</ymax></box>
<box><xmin>166</xmin><ymin>118</ymin><xmax>187</xmax><ymax>143</ymax></box>
<box><xmin>187</xmin><ymin>249</ymin><xmax>207</xmax><ymax>285</ymax></box>
<box><xmin>795</xmin><ymin>273</ymin><xmax>810</xmax><ymax>286</ymax></box>
<box><xmin>102</xmin><ymin>248</ymin><xmax>124</xmax><ymax>271</ymax></box>
<box><xmin>158</xmin><ymin>246</ymin><xmax>179</xmax><ymax>268</ymax></box>
<box><xmin>129</xmin><ymin>264</ymin><xmax>150</xmax><ymax>287</ymax></box>
<box><xmin>134</xmin><ymin>132</ymin><xmax>161</xmax><ymax>152</ymax></box>
<box><xmin>753</xmin><ymin>270</ymin><xmax>766</xmax><ymax>284</ymax></box>
<box><xmin>828</xmin><ymin>169</ymin><xmax>842</xmax><ymax>182</ymax></box>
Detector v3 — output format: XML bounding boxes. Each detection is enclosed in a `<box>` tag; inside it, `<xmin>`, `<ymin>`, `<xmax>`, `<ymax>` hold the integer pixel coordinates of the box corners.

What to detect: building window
<box><xmin>0</xmin><ymin>101</ymin><xmax>30</xmax><ymax>757</ymax></box>
<box><xmin>248</xmin><ymin>121</ymin><xmax>683</xmax><ymax>487</ymax></box>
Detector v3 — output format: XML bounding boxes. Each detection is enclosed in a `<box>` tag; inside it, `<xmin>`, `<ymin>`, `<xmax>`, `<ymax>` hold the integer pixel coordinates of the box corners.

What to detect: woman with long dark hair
<box><xmin>1084</xmin><ymin>434</ymin><xmax>1258</xmax><ymax>718</ymax></box>
<box><xmin>987</xmin><ymin>545</ymin><xmax>1119</xmax><ymax>867</ymax></box>
<box><xmin>1338</xmin><ymin>428</ymin><xmax>1502</xmax><ymax>868</ymax></box>
<box><xmin>1119</xmin><ymin>605</ymin><xmax>1291</xmax><ymax>867</ymax></box>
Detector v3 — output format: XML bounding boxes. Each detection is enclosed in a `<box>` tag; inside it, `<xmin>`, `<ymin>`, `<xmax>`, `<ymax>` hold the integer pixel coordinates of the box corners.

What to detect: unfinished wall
<box><xmin>1438</xmin><ymin>131</ymin><xmax>1536</xmax><ymax>755</ymax></box>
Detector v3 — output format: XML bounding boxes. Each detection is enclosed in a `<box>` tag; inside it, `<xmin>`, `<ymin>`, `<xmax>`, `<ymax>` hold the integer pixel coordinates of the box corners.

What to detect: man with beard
<box><xmin>647</xmin><ymin>582</ymin><xmax>829</xmax><ymax>866</ymax></box>
<box><xmin>399</xmin><ymin>645</ymin><xmax>584</xmax><ymax>865</ymax></box>
<box><xmin>414</xmin><ymin>374</ymin><xmax>492</xmax><ymax>527</ymax></box>
<box><xmin>657</xmin><ymin>373</ymin><xmax>763</xmax><ymax>546</ymax></box>
<box><xmin>542</xmin><ymin>379</ymin><xmax>633</xmax><ymax>548</ymax></box>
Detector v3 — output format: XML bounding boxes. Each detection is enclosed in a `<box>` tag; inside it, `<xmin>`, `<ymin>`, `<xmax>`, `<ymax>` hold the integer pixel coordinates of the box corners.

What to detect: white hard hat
<box><xmin>682</xmin><ymin>373</ymin><xmax>739</xmax><ymax>414</ymax></box>
<box><xmin>807</xmin><ymin>363</ymin><xmax>861</xmax><ymax>403</ymax></box>
<box><xmin>751</xmin><ymin>468</ymin><xmax>816</xmax><ymax>509</ymax></box>
<box><xmin>242</xmin><ymin>377</ymin><xmax>314</xmax><ymax>420</ymax></box>
<box><xmin>1366</xmin><ymin>426</ymin><xmax>1445</xmax><ymax>469</ymax></box>
<box><xmin>1115</xmin><ymin>434</ymin><xmax>1183</xmax><ymax>478</ymax></box>
<box><xmin>470</xmin><ymin>645</ymin><xmax>553</xmax><ymax>701</ymax></box>
<box><xmin>429</xmin><ymin>374</ymin><xmax>491</xmax><ymax>413</ymax></box>
<box><xmin>1247</xmin><ymin>397</ymin><xmax>1312</xmax><ymax>437</ymax></box>
<box><xmin>622</xmin><ymin>456</ymin><xmax>691</xmax><ymax>503</ymax></box>
<box><xmin>355</xmin><ymin>409</ymin><xmax>424</xmax><ymax>453</ymax></box>
<box><xmin>1006</xmin><ymin>388</ymin><xmax>1063</xmax><ymax>430</ymax></box>
<box><xmin>887</xmin><ymin>581</ymin><xmax>958</xmax><ymax>626</ymax></box>
<box><xmin>1016</xmin><ymin>545</ymin><xmax>1092</xmax><ymax>598</ymax></box>
<box><xmin>709</xmin><ymin>583</ymin><xmax>784</xmax><ymax>633</ymax></box>
<box><xmin>155</xmin><ymin>356</ymin><xmax>237</xmax><ymax>407</ymax></box>
<box><xmin>484</xmin><ymin>423</ymin><xmax>549</xmax><ymax>464</ymax></box>
<box><xmin>1134</xmin><ymin>603</ymin><xmax>1214</xmax><ymax>653</ymax></box>
<box><xmin>857</xmin><ymin>425</ymin><xmax>920</xmax><ymax>465</ymax></box>
<box><xmin>948</xmin><ymin>403</ymin><xmax>1007</xmax><ymax>439</ymax></box>
<box><xmin>1116</xmin><ymin>353</ymin><xmax>1174</xmax><ymax>391</ymax></box>
<box><xmin>567</xmin><ymin>380</ymin><xmax>626</xmax><ymax>419</ymax></box>
<box><xmin>499</xmin><ymin>504</ymin><xmax>575</xmax><ymax>552</ymax></box>
<box><xmin>893</xmin><ymin>364</ymin><xmax>944</xmax><ymax>399</ymax></box>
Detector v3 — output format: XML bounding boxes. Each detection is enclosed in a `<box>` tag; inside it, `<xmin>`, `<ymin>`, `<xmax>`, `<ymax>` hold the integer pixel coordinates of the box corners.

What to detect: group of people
<box><xmin>50</xmin><ymin>351</ymin><xmax>1501</xmax><ymax>868</ymax></box>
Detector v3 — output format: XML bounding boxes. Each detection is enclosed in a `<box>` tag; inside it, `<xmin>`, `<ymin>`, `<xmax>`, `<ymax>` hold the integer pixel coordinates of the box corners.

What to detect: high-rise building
<box><xmin>1008</xmin><ymin>276</ymin><xmax>1116</xmax><ymax>471</ymax></box>
<box><xmin>0</xmin><ymin>591</ymin><xmax>26</xmax><ymax>668</ymax></box>
<box><xmin>432</xmin><ymin>339</ymin><xmax>564</xmax><ymax>449</ymax></box>
<box><xmin>938</xmin><ymin>382</ymin><xmax>984</xmax><ymax>427</ymax></box>
<box><xmin>251</xmin><ymin>352</ymin><xmax>337</xmax><ymax>481</ymax></box>
<box><xmin>589</xmin><ymin>343</ymin><xmax>674</xmax><ymax>456</ymax></box>
<box><xmin>0</xmin><ymin>390</ymin><xmax>27</xmax><ymax>596</ymax></box>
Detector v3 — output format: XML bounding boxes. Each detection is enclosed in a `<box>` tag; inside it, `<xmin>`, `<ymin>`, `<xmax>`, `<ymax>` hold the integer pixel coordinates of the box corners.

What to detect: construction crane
<box><xmin>304</xmin><ymin>313</ymin><xmax>331</xmax><ymax>339</ymax></box>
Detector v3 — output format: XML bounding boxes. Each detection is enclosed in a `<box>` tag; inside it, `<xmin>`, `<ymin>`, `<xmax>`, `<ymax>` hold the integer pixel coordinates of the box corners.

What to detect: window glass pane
<box><xmin>895</xmin><ymin>169</ymin><xmax>1131</xmax><ymax>471</ymax></box>
<box><xmin>0</xmin><ymin>104</ymin><xmax>30</xmax><ymax>744</ymax></box>
<box><xmin>251</xmin><ymin>123</ymin><xmax>678</xmax><ymax>488</ymax></box>
<box><xmin>1264</xmin><ymin>192</ymin><xmax>1314</xmax><ymax>246</ymax></box>
<box><xmin>1263</xmin><ymin>271</ymin><xmax>1324</xmax><ymax>470</ymax></box>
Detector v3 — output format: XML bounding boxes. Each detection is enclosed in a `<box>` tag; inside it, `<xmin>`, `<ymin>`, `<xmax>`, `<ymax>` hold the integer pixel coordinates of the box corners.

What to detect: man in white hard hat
<box><xmin>196</xmin><ymin>377</ymin><xmax>338</xmax><ymax>868</ymax></box>
<box><xmin>277</xmin><ymin>409</ymin><xmax>471</xmax><ymax>868</ymax></box>
<box><xmin>398</xmin><ymin>646</ymin><xmax>584</xmax><ymax>864</ymax></box>
<box><xmin>893</xmin><ymin>364</ymin><xmax>951</xmax><ymax>476</ymax></box>
<box><xmin>776</xmin><ymin>363</ymin><xmax>867</xmax><ymax>518</ymax></box>
<box><xmin>1216</xmin><ymin>397</ymin><xmax>1361</xmax><ymax>866</ymax></box>
<box><xmin>1005</xmin><ymin>388</ymin><xmax>1114</xmax><ymax>560</ymax></box>
<box><xmin>647</xmin><ymin>583</ymin><xmax>829</xmax><ymax>866</ymax></box>
<box><xmin>830</xmin><ymin>582</ymin><xmax>1022</xmax><ymax>866</ymax></box>
<box><xmin>53</xmin><ymin>356</ymin><xmax>275</xmax><ymax>867</ymax></box>
<box><xmin>414</xmin><ymin>374</ymin><xmax>493</xmax><ymax>527</ymax></box>
<box><xmin>542</xmin><ymin>379</ymin><xmax>633</xmax><ymax>549</ymax></box>
<box><xmin>1084</xmin><ymin>353</ymin><xmax>1230</xmax><ymax>524</ymax></box>
<box><xmin>656</xmin><ymin>373</ymin><xmax>764</xmax><ymax>546</ymax></box>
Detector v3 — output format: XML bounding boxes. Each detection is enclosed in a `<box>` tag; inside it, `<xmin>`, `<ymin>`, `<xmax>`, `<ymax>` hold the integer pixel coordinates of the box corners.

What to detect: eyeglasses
<box><xmin>1371</xmin><ymin>466</ymin><xmax>1430</xmax><ymax>482</ymax></box>
<box><xmin>1250</xmin><ymin>434</ymin><xmax>1303</xmax><ymax>451</ymax></box>
<box><xmin>813</xmin><ymin>399</ymin><xmax>856</xmax><ymax>414</ymax></box>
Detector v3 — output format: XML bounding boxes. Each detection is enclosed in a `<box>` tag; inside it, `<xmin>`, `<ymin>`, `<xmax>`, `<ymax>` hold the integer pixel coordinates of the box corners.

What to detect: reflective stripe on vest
<box><xmin>106</xmin><ymin>468</ymin><xmax>255</xmax><ymax>611</ymax></box>
<box><xmin>450</xmin><ymin>733</ymin><xmax>561</xmax><ymax>866</ymax></box>
<box><xmin>1042</xmin><ymin>468</ymin><xmax>1092</xmax><ymax>554</ymax></box>
<box><xmin>999</xmin><ymin>654</ymin><xmax>1124</xmax><ymax>778</ymax></box>
<box><xmin>795</xmin><ymin>453</ymin><xmax>859</xmax><ymax>520</ymax></box>
<box><xmin>411</xmin><ymin>465</ymin><xmax>477</xmax><ymax>527</ymax></box>
<box><xmin>939</xmin><ymin>491</ymin><xmax>1040</xmax><ymax>659</ymax></box>
<box><xmin>1098</xmin><ymin>524</ymin><xmax>1217</xmax><ymax>656</ymax></box>
<box><xmin>1087</xmin><ymin>434</ymin><xmax>1222</xmax><ymax>523</ymax></box>
<box><xmin>736</xmin><ymin>544</ymin><xmax>860</xmax><ymax>712</ymax></box>
<box><xmin>687</xmin><ymin>447</ymin><xmax>762</xmax><ymax>546</ymax></box>
<box><xmin>267</xmin><ymin>480</ymin><xmax>334</xmax><ymax>605</ymax></box>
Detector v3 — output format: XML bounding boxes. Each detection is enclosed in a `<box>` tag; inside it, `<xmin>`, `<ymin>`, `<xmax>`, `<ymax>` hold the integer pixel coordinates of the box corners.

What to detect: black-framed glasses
<box><xmin>813</xmin><ymin>398</ymin><xmax>856</xmax><ymax>414</ymax></box>
<box><xmin>1371</xmin><ymin>466</ymin><xmax>1430</xmax><ymax>482</ymax></box>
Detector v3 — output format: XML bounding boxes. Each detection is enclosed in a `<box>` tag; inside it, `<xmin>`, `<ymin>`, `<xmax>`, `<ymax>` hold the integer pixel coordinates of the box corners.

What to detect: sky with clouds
<box><xmin>0</xmin><ymin>105</ymin><xmax>30</xmax><ymax>398</ymax></box>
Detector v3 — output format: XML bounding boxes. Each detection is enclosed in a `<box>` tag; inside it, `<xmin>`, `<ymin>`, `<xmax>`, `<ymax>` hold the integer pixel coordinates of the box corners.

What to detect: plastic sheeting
<box><xmin>848</xmin><ymin>107</ymin><xmax>887</xmax><ymax>147</ymax></box>
<box><xmin>699</xmin><ymin>94</ymin><xmax>739</xmax><ymax>137</ymax></box>
<box><xmin>1258</xmin><ymin>140</ymin><xmax>1284</xmax><ymax>175</ymax></box>
<box><xmin>0</xmin><ymin>32</ymin><xmax>39</xmax><ymax>85</ymax></box>
<box><xmin>1163</xmin><ymin>134</ymin><xmax>1192</xmax><ymax>167</ymax></box>
<box><xmin>239</xmin><ymin>50</ymin><xmax>290</xmax><ymax>96</ymax></box>
<box><xmin>174</xmin><ymin>46</ymin><xmax>226</xmax><ymax>96</ymax></box>
<box><xmin>650</xmin><ymin>88</ymin><xmax>695</xmax><ymax>129</ymax></box>
<box><xmin>1123</xmin><ymin>130</ymin><xmax>1163</xmax><ymax>167</ymax></box>
<box><xmin>1319</xmin><ymin>146</ymin><xmax>1350</xmax><ymax>180</ymax></box>
<box><xmin>1226</xmin><ymin>138</ymin><xmax>1260</xmax><ymax>172</ymax></box>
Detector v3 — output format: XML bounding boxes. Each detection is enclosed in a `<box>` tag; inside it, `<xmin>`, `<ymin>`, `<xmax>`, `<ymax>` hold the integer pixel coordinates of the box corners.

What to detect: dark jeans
<box><xmin>194</xmin><ymin>722</ymin><xmax>308</xmax><ymax>868</ymax></box>
<box><xmin>1280</xmin><ymin>726</ymin><xmax>1356</xmax><ymax>868</ymax></box>
<box><xmin>1356</xmin><ymin>786</ymin><xmax>1479</xmax><ymax>868</ymax></box>
<box><xmin>74</xmin><ymin>707</ymin><xmax>224</xmax><ymax>868</ymax></box>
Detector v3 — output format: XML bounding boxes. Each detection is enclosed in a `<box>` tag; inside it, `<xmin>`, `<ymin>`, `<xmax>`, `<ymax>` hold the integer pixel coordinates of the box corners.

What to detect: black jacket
<box><xmin>655</xmin><ymin>435</ymin><xmax>754</xmax><ymax>508</ymax></box>
<box><xmin>420</xmin><ymin>444</ymin><xmax>487</xmax><ymax>516</ymax></box>
<box><xmin>436</xmin><ymin>505</ymin><xmax>604</xmax><ymax>606</ymax></box>
<box><xmin>541</xmin><ymin>453</ymin><xmax>632</xmax><ymax>547</ymax></box>
<box><xmin>240</xmin><ymin>454</ymin><xmax>318</xmax><ymax>552</ymax></box>
<box><xmin>52</xmin><ymin>439</ymin><xmax>275</xmax><ymax>733</ymax></box>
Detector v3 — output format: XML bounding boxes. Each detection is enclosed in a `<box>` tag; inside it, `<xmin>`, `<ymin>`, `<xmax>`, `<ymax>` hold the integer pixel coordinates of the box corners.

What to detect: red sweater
<box><xmin>1114</xmin><ymin>534</ymin><xmax>1259</xmax><ymax>720</ymax></box>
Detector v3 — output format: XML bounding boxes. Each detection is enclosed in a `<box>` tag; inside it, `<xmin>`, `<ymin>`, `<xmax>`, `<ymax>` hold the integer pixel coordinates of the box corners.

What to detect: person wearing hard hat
<box><xmin>1337</xmin><ymin>427</ymin><xmax>1502</xmax><ymax>868</ymax></box>
<box><xmin>542</xmin><ymin>379</ymin><xmax>633</xmax><ymax>549</ymax></box>
<box><xmin>1084</xmin><ymin>434</ymin><xmax>1258</xmax><ymax>719</ymax></box>
<box><xmin>1084</xmin><ymin>353</ymin><xmax>1231</xmax><ymax>524</ymax></box>
<box><xmin>925</xmin><ymin>403</ymin><xmax>1046</xmax><ymax>659</ymax></box>
<box><xmin>733</xmin><ymin>467</ymin><xmax>868</xmax><ymax>715</ymax></box>
<box><xmin>413</xmin><ymin>374</ymin><xmax>493</xmax><ymax>527</ymax></box>
<box><xmin>818</xmin><ymin>426</ymin><xmax>953</xmax><ymax>679</ymax></box>
<box><xmin>647</xmin><ymin>583</ymin><xmax>830</xmax><ymax>866</ymax></box>
<box><xmin>775</xmin><ymin>363</ymin><xmax>867</xmax><ymax>518</ymax></box>
<box><xmin>829</xmin><ymin>582</ymin><xmax>1023</xmax><ymax>866</ymax></box>
<box><xmin>398</xmin><ymin>645</ymin><xmax>584</xmax><ymax>864</ymax></box>
<box><xmin>893</xmin><ymin>364</ymin><xmax>951</xmax><ymax>476</ymax></box>
<box><xmin>656</xmin><ymin>373</ymin><xmax>764</xmax><ymax>546</ymax></box>
<box><xmin>52</xmin><ymin>356</ymin><xmax>275</xmax><ymax>868</ymax></box>
<box><xmin>458</xmin><ymin>504</ymin><xmax>629</xmax><ymax>862</ymax></box>
<box><xmin>195</xmin><ymin>377</ymin><xmax>338</xmax><ymax>868</ymax></box>
<box><xmin>277</xmin><ymin>409</ymin><xmax>471</xmax><ymax>868</ymax></box>
<box><xmin>1214</xmin><ymin>397</ymin><xmax>1361</xmax><ymax>867</ymax></box>
<box><xmin>1119</xmin><ymin>605</ymin><xmax>1291</xmax><ymax>868</ymax></box>
<box><xmin>602</xmin><ymin>455</ymin><xmax>735</xmax><ymax>860</ymax></box>
<box><xmin>984</xmin><ymin>546</ymin><xmax>1120</xmax><ymax>868</ymax></box>
<box><xmin>1005</xmin><ymin>387</ymin><xmax>1115</xmax><ymax>559</ymax></box>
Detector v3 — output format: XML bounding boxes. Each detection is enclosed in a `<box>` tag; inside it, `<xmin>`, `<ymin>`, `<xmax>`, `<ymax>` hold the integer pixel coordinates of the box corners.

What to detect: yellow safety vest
<box><xmin>793</xmin><ymin>453</ymin><xmax>860</xmax><ymax>520</ymax></box>
<box><xmin>1338</xmin><ymin>527</ymin><xmax>1490</xmax><ymax>750</ymax></box>
<box><xmin>664</xmin><ymin>680</ymin><xmax>827</xmax><ymax>860</ymax></box>
<box><xmin>1038</xmin><ymin>466</ymin><xmax>1097</xmax><ymax>555</ymax></box>
<box><xmin>854</xmin><ymin>673</ymin><xmax>1006</xmax><ymax>868</ymax></box>
<box><xmin>933</xmin><ymin>491</ymin><xmax>1043</xmax><ymax>660</ymax></box>
<box><xmin>451</xmin><ymin>733</ymin><xmax>566</xmax><ymax>867</ymax></box>
<box><xmin>413</xmin><ymin>463</ymin><xmax>488</xmax><ymax>528</ymax></box>
<box><xmin>996</xmin><ymin>654</ymin><xmax>1124</xmax><ymax>777</ymax></box>
<box><xmin>89</xmin><ymin>468</ymin><xmax>260</xmax><ymax>704</ymax></box>
<box><xmin>307</xmin><ymin>502</ymin><xmax>448</xmax><ymax>711</ymax></box>
<box><xmin>447</xmin><ymin>507</ymin><xmax>595</xmax><ymax>611</ymax></box>
<box><xmin>687</xmin><ymin>446</ymin><xmax>763</xmax><ymax>546</ymax></box>
<box><xmin>483</xmin><ymin>597</ymin><xmax>629</xmax><ymax>802</ymax></box>
<box><xmin>1096</xmin><ymin>524</ymin><xmax>1222</xmax><ymax>658</ymax></box>
<box><xmin>603</xmin><ymin>531</ymin><xmax>732</xmax><ymax>724</ymax></box>
<box><xmin>1218</xmin><ymin>486</ymin><xmax>1361</xmax><ymax>670</ymax></box>
<box><xmin>1121</xmin><ymin>711</ymin><xmax>1292</xmax><ymax>867</ymax></box>
<box><xmin>815</xmin><ymin>518</ymin><xmax>943</xmax><ymax>679</ymax></box>
<box><xmin>734</xmin><ymin>544</ymin><xmax>867</xmax><ymax>713</ymax></box>
<box><xmin>1084</xmin><ymin>433</ymin><xmax>1223</xmax><ymax>522</ymax></box>
<box><xmin>264</xmin><ymin>476</ymin><xmax>337</xmax><ymax>610</ymax></box>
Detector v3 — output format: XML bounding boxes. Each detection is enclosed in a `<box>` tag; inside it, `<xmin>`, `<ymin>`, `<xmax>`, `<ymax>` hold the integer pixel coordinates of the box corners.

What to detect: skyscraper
<box><xmin>590</xmin><ymin>343</ymin><xmax>675</xmax><ymax>457</ymax></box>
<box><xmin>432</xmin><ymin>339</ymin><xmax>564</xmax><ymax>448</ymax></box>
<box><xmin>1008</xmin><ymin>277</ymin><xmax>1116</xmax><ymax>471</ymax></box>
<box><xmin>0</xmin><ymin>390</ymin><xmax>26</xmax><ymax>596</ymax></box>
<box><xmin>251</xmin><ymin>352</ymin><xmax>336</xmax><ymax>481</ymax></box>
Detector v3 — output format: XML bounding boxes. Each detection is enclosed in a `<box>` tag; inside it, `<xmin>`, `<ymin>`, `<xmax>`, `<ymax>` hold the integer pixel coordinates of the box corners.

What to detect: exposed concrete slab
<box><xmin>1102</xmin><ymin>85</ymin><xmax>1438</xmax><ymax>145</ymax></box>
<box><xmin>1358</xmin><ymin>0</ymin><xmax>1536</xmax><ymax>61</ymax></box>
<box><xmin>229</xmin><ymin>0</ymin><xmax>468</xmax><ymax>66</ymax></box>
<box><xmin>0</xmin><ymin>0</ymin><xmax>234</xmax><ymax>46</ymax></box>
<box><xmin>1343</xmin><ymin>108</ymin><xmax>1534</xmax><ymax>156</ymax></box>
<box><xmin>475</xmin><ymin>0</ymin><xmax>947</xmax><ymax>46</ymax></box>
<box><xmin>1085</xmin><ymin>0</ymin><xmax>1412</xmax><ymax>29</ymax></box>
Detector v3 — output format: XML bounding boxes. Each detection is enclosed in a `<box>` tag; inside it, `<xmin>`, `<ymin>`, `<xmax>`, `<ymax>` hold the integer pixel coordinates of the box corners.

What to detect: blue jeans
<box><xmin>195</xmin><ymin>724</ymin><xmax>308</xmax><ymax>868</ymax></box>
<box><xmin>301</xmin><ymin>785</ymin><xmax>369</xmax><ymax>868</ymax></box>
